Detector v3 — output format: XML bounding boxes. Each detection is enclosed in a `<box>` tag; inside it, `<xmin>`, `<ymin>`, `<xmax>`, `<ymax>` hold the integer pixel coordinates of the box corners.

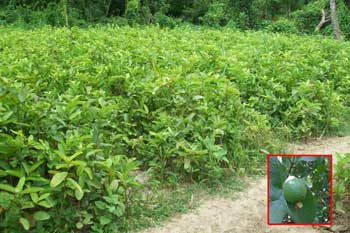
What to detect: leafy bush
<box><xmin>0</xmin><ymin>79</ymin><xmax>141</xmax><ymax>231</ymax></box>
<box><xmin>265</xmin><ymin>18</ymin><xmax>299</xmax><ymax>34</ymax></box>
<box><xmin>292</xmin><ymin>0</ymin><xmax>350</xmax><ymax>40</ymax></box>
<box><xmin>154</xmin><ymin>12</ymin><xmax>179</xmax><ymax>28</ymax></box>
<box><xmin>291</xmin><ymin>0</ymin><xmax>328</xmax><ymax>34</ymax></box>
<box><xmin>199</xmin><ymin>2</ymin><xmax>227</xmax><ymax>27</ymax></box>
<box><xmin>0</xmin><ymin>5</ymin><xmax>64</xmax><ymax>27</ymax></box>
<box><xmin>334</xmin><ymin>153</ymin><xmax>350</xmax><ymax>212</ymax></box>
<box><xmin>0</xmin><ymin>26</ymin><xmax>349</xmax><ymax>231</ymax></box>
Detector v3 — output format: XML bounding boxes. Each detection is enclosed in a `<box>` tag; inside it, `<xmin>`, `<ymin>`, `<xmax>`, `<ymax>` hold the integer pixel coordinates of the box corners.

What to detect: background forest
<box><xmin>0</xmin><ymin>0</ymin><xmax>350</xmax><ymax>39</ymax></box>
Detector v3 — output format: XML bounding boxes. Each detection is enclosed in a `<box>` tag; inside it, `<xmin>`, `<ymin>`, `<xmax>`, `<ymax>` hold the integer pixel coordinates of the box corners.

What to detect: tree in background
<box><xmin>0</xmin><ymin>0</ymin><xmax>349</xmax><ymax>40</ymax></box>
<box><xmin>330</xmin><ymin>0</ymin><xmax>343</xmax><ymax>40</ymax></box>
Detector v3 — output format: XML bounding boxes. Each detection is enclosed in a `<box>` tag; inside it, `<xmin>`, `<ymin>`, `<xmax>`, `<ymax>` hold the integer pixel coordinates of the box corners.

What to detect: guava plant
<box><xmin>269</xmin><ymin>156</ymin><xmax>330</xmax><ymax>224</ymax></box>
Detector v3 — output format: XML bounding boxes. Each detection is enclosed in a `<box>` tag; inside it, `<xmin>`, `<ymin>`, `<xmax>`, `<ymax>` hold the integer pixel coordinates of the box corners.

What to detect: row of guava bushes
<box><xmin>0</xmin><ymin>26</ymin><xmax>349</xmax><ymax>231</ymax></box>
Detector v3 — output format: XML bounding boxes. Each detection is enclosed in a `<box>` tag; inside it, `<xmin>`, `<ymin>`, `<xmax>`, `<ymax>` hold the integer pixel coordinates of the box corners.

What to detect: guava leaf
<box><xmin>50</xmin><ymin>172</ymin><xmax>68</xmax><ymax>187</ymax></box>
<box><xmin>270</xmin><ymin>185</ymin><xmax>282</xmax><ymax>201</ymax></box>
<box><xmin>33</xmin><ymin>211</ymin><xmax>50</xmax><ymax>221</ymax></box>
<box><xmin>270</xmin><ymin>191</ymin><xmax>289</xmax><ymax>223</ymax></box>
<box><xmin>19</xmin><ymin>217</ymin><xmax>30</xmax><ymax>230</ymax></box>
<box><xmin>281</xmin><ymin>157</ymin><xmax>291</xmax><ymax>168</ymax></box>
<box><xmin>287</xmin><ymin>189</ymin><xmax>316</xmax><ymax>223</ymax></box>
<box><xmin>99</xmin><ymin>216</ymin><xmax>112</xmax><ymax>225</ymax></box>
<box><xmin>270</xmin><ymin>156</ymin><xmax>288</xmax><ymax>188</ymax></box>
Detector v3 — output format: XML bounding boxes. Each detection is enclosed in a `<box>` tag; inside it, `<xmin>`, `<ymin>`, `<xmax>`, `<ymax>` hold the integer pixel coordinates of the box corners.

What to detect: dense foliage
<box><xmin>269</xmin><ymin>156</ymin><xmax>331</xmax><ymax>224</ymax></box>
<box><xmin>0</xmin><ymin>26</ymin><xmax>349</xmax><ymax>231</ymax></box>
<box><xmin>1</xmin><ymin>0</ymin><xmax>350</xmax><ymax>39</ymax></box>
<box><xmin>333</xmin><ymin>152</ymin><xmax>350</xmax><ymax>231</ymax></box>
<box><xmin>334</xmin><ymin>152</ymin><xmax>350</xmax><ymax>213</ymax></box>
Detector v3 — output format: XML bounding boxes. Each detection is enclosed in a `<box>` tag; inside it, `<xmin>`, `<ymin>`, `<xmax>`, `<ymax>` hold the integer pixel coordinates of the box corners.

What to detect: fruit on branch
<box><xmin>283</xmin><ymin>177</ymin><xmax>307</xmax><ymax>203</ymax></box>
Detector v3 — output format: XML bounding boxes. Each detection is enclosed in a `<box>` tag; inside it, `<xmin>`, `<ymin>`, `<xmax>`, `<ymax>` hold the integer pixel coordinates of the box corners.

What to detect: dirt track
<box><xmin>140</xmin><ymin>136</ymin><xmax>350</xmax><ymax>233</ymax></box>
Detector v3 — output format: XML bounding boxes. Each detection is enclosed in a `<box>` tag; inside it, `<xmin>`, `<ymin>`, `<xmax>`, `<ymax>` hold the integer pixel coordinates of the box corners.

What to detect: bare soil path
<box><xmin>140</xmin><ymin>136</ymin><xmax>350</xmax><ymax>233</ymax></box>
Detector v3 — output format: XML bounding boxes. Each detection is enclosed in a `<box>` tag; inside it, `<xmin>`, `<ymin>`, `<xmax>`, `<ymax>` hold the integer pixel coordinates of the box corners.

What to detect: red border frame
<box><xmin>267</xmin><ymin>154</ymin><xmax>332</xmax><ymax>226</ymax></box>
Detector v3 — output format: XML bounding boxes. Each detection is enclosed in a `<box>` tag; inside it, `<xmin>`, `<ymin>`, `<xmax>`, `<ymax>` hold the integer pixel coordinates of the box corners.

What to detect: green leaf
<box><xmin>21</xmin><ymin>187</ymin><xmax>44</xmax><ymax>194</ymax></box>
<box><xmin>270</xmin><ymin>185</ymin><xmax>282</xmax><ymax>201</ymax></box>
<box><xmin>287</xmin><ymin>189</ymin><xmax>316</xmax><ymax>223</ymax></box>
<box><xmin>33</xmin><ymin>211</ymin><xmax>50</xmax><ymax>221</ymax></box>
<box><xmin>0</xmin><ymin>170</ymin><xmax>7</xmax><ymax>177</ymax></box>
<box><xmin>93</xmin><ymin>124</ymin><xmax>99</xmax><ymax>144</ymax></box>
<box><xmin>37</xmin><ymin>199</ymin><xmax>54</xmax><ymax>208</ymax></box>
<box><xmin>99</xmin><ymin>216</ymin><xmax>112</xmax><ymax>225</ymax></box>
<box><xmin>270</xmin><ymin>156</ymin><xmax>288</xmax><ymax>188</ymax></box>
<box><xmin>184</xmin><ymin>157</ymin><xmax>190</xmax><ymax>171</ymax></box>
<box><xmin>30</xmin><ymin>193</ymin><xmax>39</xmax><ymax>203</ymax></box>
<box><xmin>76</xmin><ymin>222</ymin><xmax>84</xmax><ymax>229</ymax></box>
<box><xmin>109</xmin><ymin>179</ymin><xmax>119</xmax><ymax>191</ymax></box>
<box><xmin>6</xmin><ymin>169</ymin><xmax>25</xmax><ymax>178</ymax></box>
<box><xmin>75</xmin><ymin>189</ymin><xmax>84</xmax><ymax>200</ymax></box>
<box><xmin>0</xmin><ymin>183</ymin><xmax>16</xmax><ymax>193</ymax></box>
<box><xmin>281</xmin><ymin>157</ymin><xmax>291</xmax><ymax>168</ymax></box>
<box><xmin>21</xmin><ymin>200</ymin><xmax>35</xmax><ymax>209</ymax></box>
<box><xmin>18</xmin><ymin>88</ymin><xmax>27</xmax><ymax>102</ymax></box>
<box><xmin>26</xmin><ymin>176</ymin><xmax>49</xmax><ymax>183</ymax></box>
<box><xmin>103</xmin><ymin>195</ymin><xmax>119</xmax><ymax>205</ymax></box>
<box><xmin>67</xmin><ymin>178</ymin><xmax>83</xmax><ymax>193</ymax></box>
<box><xmin>69</xmin><ymin>110</ymin><xmax>81</xmax><ymax>120</ymax></box>
<box><xmin>54</xmin><ymin>150</ymin><xmax>69</xmax><ymax>163</ymax></box>
<box><xmin>0</xmin><ymin>111</ymin><xmax>13</xmax><ymax>122</ymax></box>
<box><xmin>84</xmin><ymin>167</ymin><xmax>93</xmax><ymax>180</ymax></box>
<box><xmin>95</xmin><ymin>201</ymin><xmax>106</xmax><ymax>210</ymax></box>
<box><xmin>0</xmin><ymin>192</ymin><xmax>14</xmax><ymax>208</ymax></box>
<box><xmin>50</xmin><ymin>172</ymin><xmax>68</xmax><ymax>187</ymax></box>
<box><xmin>67</xmin><ymin>178</ymin><xmax>84</xmax><ymax>200</ymax></box>
<box><xmin>29</xmin><ymin>160</ymin><xmax>45</xmax><ymax>173</ymax></box>
<box><xmin>67</xmin><ymin>151</ymin><xmax>83</xmax><ymax>162</ymax></box>
<box><xmin>270</xmin><ymin>192</ymin><xmax>289</xmax><ymax>223</ymax></box>
<box><xmin>19</xmin><ymin>217</ymin><xmax>30</xmax><ymax>230</ymax></box>
<box><xmin>70</xmin><ymin>160</ymin><xmax>86</xmax><ymax>167</ymax></box>
<box><xmin>38</xmin><ymin>193</ymin><xmax>50</xmax><ymax>201</ymax></box>
<box><xmin>16</xmin><ymin>177</ymin><xmax>26</xmax><ymax>192</ymax></box>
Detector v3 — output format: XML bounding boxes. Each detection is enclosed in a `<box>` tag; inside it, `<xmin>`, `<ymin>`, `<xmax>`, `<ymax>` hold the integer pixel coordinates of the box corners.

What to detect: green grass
<box><xmin>126</xmin><ymin>173</ymin><xmax>250</xmax><ymax>232</ymax></box>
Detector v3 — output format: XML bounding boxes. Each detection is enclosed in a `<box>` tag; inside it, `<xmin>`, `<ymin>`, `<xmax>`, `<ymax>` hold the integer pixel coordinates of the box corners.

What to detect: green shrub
<box><xmin>199</xmin><ymin>2</ymin><xmax>227</xmax><ymax>27</ymax></box>
<box><xmin>334</xmin><ymin>153</ymin><xmax>350</xmax><ymax>213</ymax></box>
<box><xmin>292</xmin><ymin>0</ymin><xmax>350</xmax><ymax>40</ymax></box>
<box><xmin>265</xmin><ymin>18</ymin><xmax>299</xmax><ymax>34</ymax></box>
<box><xmin>0</xmin><ymin>26</ymin><xmax>349</xmax><ymax>231</ymax></box>
<box><xmin>291</xmin><ymin>0</ymin><xmax>327</xmax><ymax>34</ymax></box>
<box><xmin>154</xmin><ymin>12</ymin><xmax>179</xmax><ymax>28</ymax></box>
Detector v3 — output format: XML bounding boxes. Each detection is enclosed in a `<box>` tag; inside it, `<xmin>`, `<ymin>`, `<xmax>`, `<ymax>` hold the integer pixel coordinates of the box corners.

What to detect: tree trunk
<box><xmin>106</xmin><ymin>0</ymin><xmax>112</xmax><ymax>17</ymax></box>
<box><xmin>330</xmin><ymin>0</ymin><xmax>343</xmax><ymax>40</ymax></box>
<box><xmin>315</xmin><ymin>9</ymin><xmax>329</xmax><ymax>31</ymax></box>
<box><xmin>287</xmin><ymin>0</ymin><xmax>291</xmax><ymax>18</ymax></box>
<box><xmin>61</xmin><ymin>0</ymin><xmax>69</xmax><ymax>27</ymax></box>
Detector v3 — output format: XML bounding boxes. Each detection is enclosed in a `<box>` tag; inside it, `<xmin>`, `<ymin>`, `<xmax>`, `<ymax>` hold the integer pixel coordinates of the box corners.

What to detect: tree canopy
<box><xmin>0</xmin><ymin>0</ymin><xmax>349</xmax><ymax>39</ymax></box>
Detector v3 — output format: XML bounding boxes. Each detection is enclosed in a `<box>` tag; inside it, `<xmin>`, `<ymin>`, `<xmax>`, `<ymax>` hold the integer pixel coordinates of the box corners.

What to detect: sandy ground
<box><xmin>289</xmin><ymin>136</ymin><xmax>350</xmax><ymax>163</ymax></box>
<box><xmin>140</xmin><ymin>136</ymin><xmax>350</xmax><ymax>233</ymax></box>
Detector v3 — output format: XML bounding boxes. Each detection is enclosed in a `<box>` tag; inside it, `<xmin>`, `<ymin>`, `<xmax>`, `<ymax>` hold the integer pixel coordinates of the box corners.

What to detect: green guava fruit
<box><xmin>283</xmin><ymin>177</ymin><xmax>307</xmax><ymax>203</ymax></box>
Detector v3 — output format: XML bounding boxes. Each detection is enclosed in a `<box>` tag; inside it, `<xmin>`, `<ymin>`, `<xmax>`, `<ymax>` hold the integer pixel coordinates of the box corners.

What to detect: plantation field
<box><xmin>0</xmin><ymin>26</ymin><xmax>350</xmax><ymax>232</ymax></box>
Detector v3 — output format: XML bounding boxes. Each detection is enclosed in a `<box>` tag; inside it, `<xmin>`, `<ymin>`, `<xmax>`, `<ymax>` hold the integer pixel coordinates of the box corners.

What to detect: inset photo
<box><xmin>268</xmin><ymin>154</ymin><xmax>332</xmax><ymax>225</ymax></box>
